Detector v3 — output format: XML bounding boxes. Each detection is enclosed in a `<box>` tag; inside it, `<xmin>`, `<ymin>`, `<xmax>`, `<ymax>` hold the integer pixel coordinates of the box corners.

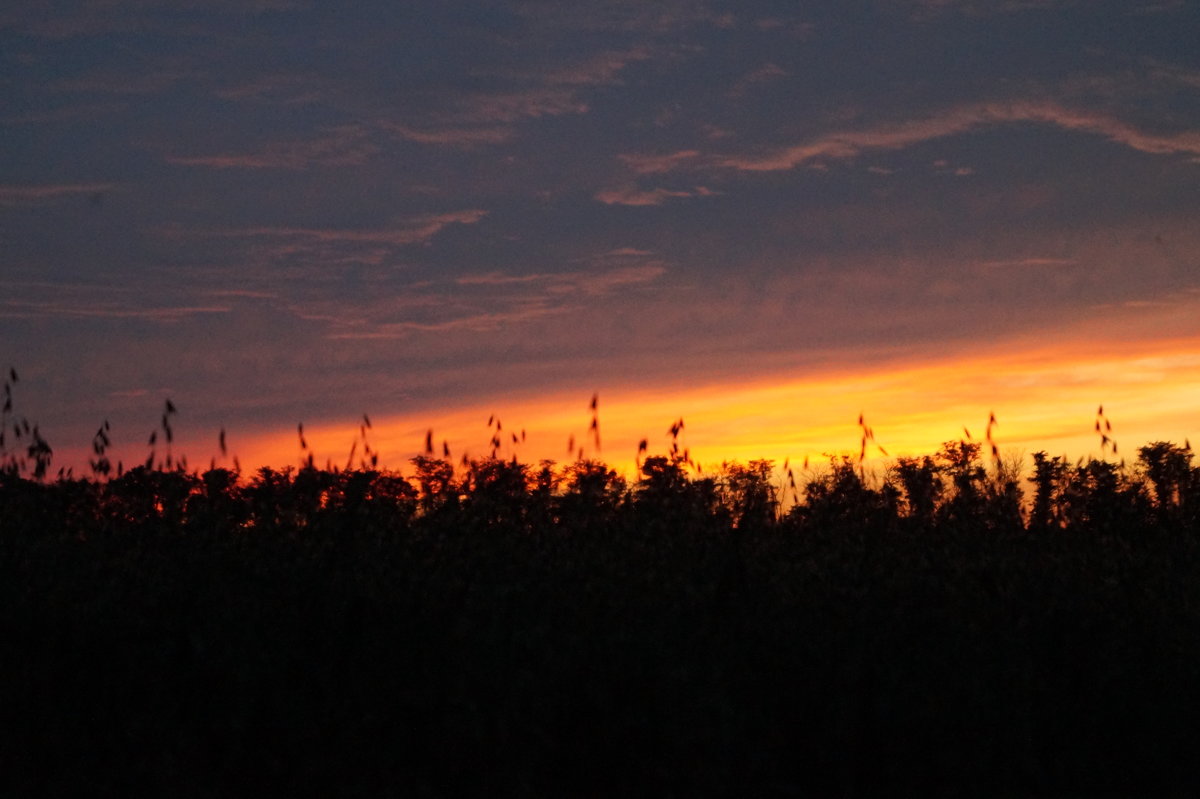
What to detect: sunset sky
<box><xmin>2</xmin><ymin>0</ymin><xmax>1199</xmax><ymax>476</ymax></box>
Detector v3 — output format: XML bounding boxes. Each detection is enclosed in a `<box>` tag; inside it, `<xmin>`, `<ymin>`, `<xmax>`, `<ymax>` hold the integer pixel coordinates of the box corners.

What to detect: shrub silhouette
<box><xmin>1060</xmin><ymin>457</ymin><xmax>1150</xmax><ymax>536</ymax></box>
<box><xmin>1029</xmin><ymin>451</ymin><xmax>1070</xmax><ymax>531</ymax></box>
<box><xmin>410</xmin><ymin>455</ymin><xmax>458</xmax><ymax>517</ymax></box>
<box><xmin>1138</xmin><ymin>441</ymin><xmax>1196</xmax><ymax>523</ymax></box>
<box><xmin>634</xmin><ymin>454</ymin><xmax>723</xmax><ymax>534</ymax></box>
<box><xmin>719</xmin><ymin>459</ymin><xmax>776</xmax><ymax>531</ymax></box>
<box><xmin>790</xmin><ymin>455</ymin><xmax>893</xmax><ymax>532</ymax></box>
<box><xmin>893</xmin><ymin>454</ymin><xmax>942</xmax><ymax>528</ymax></box>
<box><xmin>557</xmin><ymin>458</ymin><xmax>626</xmax><ymax>527</ymax></box>
<box><xmin>461</xmin><ymin>457</ymin><xmax>531</xmax><ymax>530</ymax></box>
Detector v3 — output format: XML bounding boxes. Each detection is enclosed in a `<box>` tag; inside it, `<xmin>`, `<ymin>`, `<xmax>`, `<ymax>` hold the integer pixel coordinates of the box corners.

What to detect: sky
<box><xmin>2</xmin><ymin>0</ymin><xmax>1199</xmax><ymax>477</ymax></box>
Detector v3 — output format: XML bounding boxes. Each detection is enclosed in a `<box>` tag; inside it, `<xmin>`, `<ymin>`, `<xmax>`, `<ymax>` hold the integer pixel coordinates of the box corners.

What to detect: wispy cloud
<box><xmin>214</xmin><ymin>73</ymin><xmax>327</xmax><ymax>105</ymax></box>
<box><xmin>716</xmin><ymin>101</ymin><xmax>1200</xmax><ymax>172</ymax></box>
<box><xmin>328</xmin><ymin>303</ymin><xmax>568</xmax><ymax>338</ymax></box>
<box><xmin>3</xmin><ymin>102</ymin><xmax>127</xmax><ymax>126</ymax></box>
<box><xmin>617</xmin><ymin>150</ymin><xmax>702</xmax><ymax>174</ymax></box>
<box><xmin>325</xmin><ymin>257</ymin><xmax>667</xmax><ymax>340</ymax></box>
<box><xmin>456</xmin><ymin>260</ymin><xmax>666</xmax><ymax>296</ymax></box>
<box><xmin>977</xmin><ymin>257</ymin><xmax>1079</xmax><ymax>270</ymax></box>
<box><xmin>382</xmin><ymin>122</ymin><xmax>514</xmax><ymax>148</ymax></box>
<box><xmin>454</xmin><ymin>86</ymin><xmax>591</xmax><ymax>123</ymax></box>
<box><xmin>52</xmin><ymin>69</ymin><xmax>196</xmax><ymax>96</ymax></box>
<box><xmin>594</xmin><ymin>184</ymin><xmax>715</xmax><ymax>206</ymax></box>
<box><xmin>167</xmin><ymin>125</ymin><xmax>378</xmax><ymax>169</ymax></box>
<box><xmin>413</xmin><ymin>47</ymin><xmax>652</xmax><ymax>131</ymax></box>
<box><xmin>1146</xmin><ymin>61</ymin><xmax>1200</xmax><ymax>90</ymax></box>
<box><xmin>751</xmin><ymin>17</ymin><xmax>815</xmax><ymax>36</ymax></box>
<box><xmin>455</xmin><ymin>272</ymin><xmax>548</xmax><ymax>287</ymax></box>
<box><xmin>202</xmin><ymin>289</ymin><xmax>279</xmax><ymax>299</ymax></box>
<box><xmin>175</xmin><ymin>210</ymin><xmax>490</xmax><ymax>276</ymax></box>
<box><xmin>508</xmin><ymin>2</ymin><xmax>736</xmax><ymax>35</ymax></box>
<box><xmin>224</xmin><ymin>210</ymin><xmax>488</xmax><ymax>247</ymax></box>
<box><xmin>1128</xmin><ymin>0</ymin><xmax>1187</xmax><ymax>14</ymax></box>
<box><xmin>2</xmin><ymin>0</ymin><xmax>311</xmax><ymax>39</ymax></box>
<box><xmin>727</xmin><ymin>63</ymin><xmax>788</xmax><ymax>98</ymax></box>
<box><xmin>574</xmin><ymin>263</ymin><xmax>667</xmax><ymax>294</ymax></box>
<box><xmin>0</xmin><ymin>300</ymin><xmax>229</xmax><ymax>321</ymax></box>
<box><xmin>537</xmin><ymin>47</ymin><xmax>652</xmax><ymax>87</ymax></box>
<box><xmin>907</xmin><ymin>0</ymin><xmax>1075</xmax><ymax>18</ymax></box>
<box><xmin>0</xmin><ymin>183</ymin><xmax>118</xmax><ymax>207</ymax></box>
<box><xmin>0</xmin><ymin>278</ymin><xmax>237</xmax><ymax>322</ymax></box>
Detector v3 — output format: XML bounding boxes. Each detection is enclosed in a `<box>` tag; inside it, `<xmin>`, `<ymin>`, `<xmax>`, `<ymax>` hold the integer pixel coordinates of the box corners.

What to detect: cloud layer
<box><xmin>2</xmin><ymin>0</ymin><xmax>1198</xmax><ymax>466</ymax></box>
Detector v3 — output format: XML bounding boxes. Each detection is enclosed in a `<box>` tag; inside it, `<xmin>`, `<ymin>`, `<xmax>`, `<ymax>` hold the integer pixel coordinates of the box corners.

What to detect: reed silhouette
<box><xmin>2</xmin><ymin>379</ymin><xmax>1199</xmax><ymax>796</ymax></box>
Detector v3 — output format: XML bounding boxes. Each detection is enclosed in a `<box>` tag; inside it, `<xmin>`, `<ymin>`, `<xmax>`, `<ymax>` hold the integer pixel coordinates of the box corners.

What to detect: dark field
<box><xmin>3</xmin><ymin>440</ymin><xmax>1200</xmax><ymax>797</ymax></box>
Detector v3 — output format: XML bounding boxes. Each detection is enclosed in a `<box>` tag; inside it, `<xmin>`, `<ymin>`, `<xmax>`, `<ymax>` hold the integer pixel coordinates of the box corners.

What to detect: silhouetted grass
<box><xmin>2</xmin><ymin>388</ymin><xmax>1199</xmax><ymax>796</ymax></box>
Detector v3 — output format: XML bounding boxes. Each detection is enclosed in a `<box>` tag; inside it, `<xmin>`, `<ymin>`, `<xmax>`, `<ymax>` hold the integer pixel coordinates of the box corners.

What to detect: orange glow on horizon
<box><xmin>223</xmin><ymin>329</ymin><xmax>1200</xmax><ymax>480</ymax></box>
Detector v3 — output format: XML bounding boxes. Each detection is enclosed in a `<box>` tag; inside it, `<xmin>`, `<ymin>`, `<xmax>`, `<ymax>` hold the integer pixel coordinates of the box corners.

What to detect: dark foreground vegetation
<box><xmin>3</xmin><ymin>412</ymin><xmax>1200</xmax><ymax>795</ymax></box>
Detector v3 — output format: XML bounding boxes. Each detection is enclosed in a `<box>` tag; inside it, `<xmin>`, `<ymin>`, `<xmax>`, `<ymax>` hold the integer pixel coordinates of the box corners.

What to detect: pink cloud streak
<box><xmin>221</xmin><ymin>210</ymin><xmax>488</xmax><ymax>247</ymax></box>
<box><xmin>167</xmin><ymin>125</ymin><xmax>378</xmax><ymax>169</ymax></box>
<box><xmin>617</xmin><ymin>150</ymin><xmax>702</xmax><ymax>174</ymax></box>
<box><xmin>0</xmin><ymin>300</ymin><xmax>229</xmax><ymax>321</ymax></box>
<box><xmin>384</xmin><ymin>123</ymin><xmax>514</xmax><ymax>147</ymax></box>
<box><xmin>594</xmin><ymin>185</ymin><xmax>715</xmax><ymax>206</ymax></box>
<box><xmin>717</xmin><ymin>101</ymin><xmax>1200</xmax><ymax>172</ymax></box>
<box><xmin>0</xmin><ymin>183</ymin><xmax>118</xmax><ymax>206</ymax></box>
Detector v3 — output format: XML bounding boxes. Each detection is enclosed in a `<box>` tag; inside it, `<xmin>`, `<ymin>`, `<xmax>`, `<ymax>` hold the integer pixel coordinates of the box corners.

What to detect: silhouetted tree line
<box><xmin>4</xmin><ymin>436</ymin><xmax>1196</xmax><ymax>540</ymax></box>
<box><xmin>3</xmin><ymin>435</ymin><xmax>1200</xmax><ymax>797</ymax></box>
